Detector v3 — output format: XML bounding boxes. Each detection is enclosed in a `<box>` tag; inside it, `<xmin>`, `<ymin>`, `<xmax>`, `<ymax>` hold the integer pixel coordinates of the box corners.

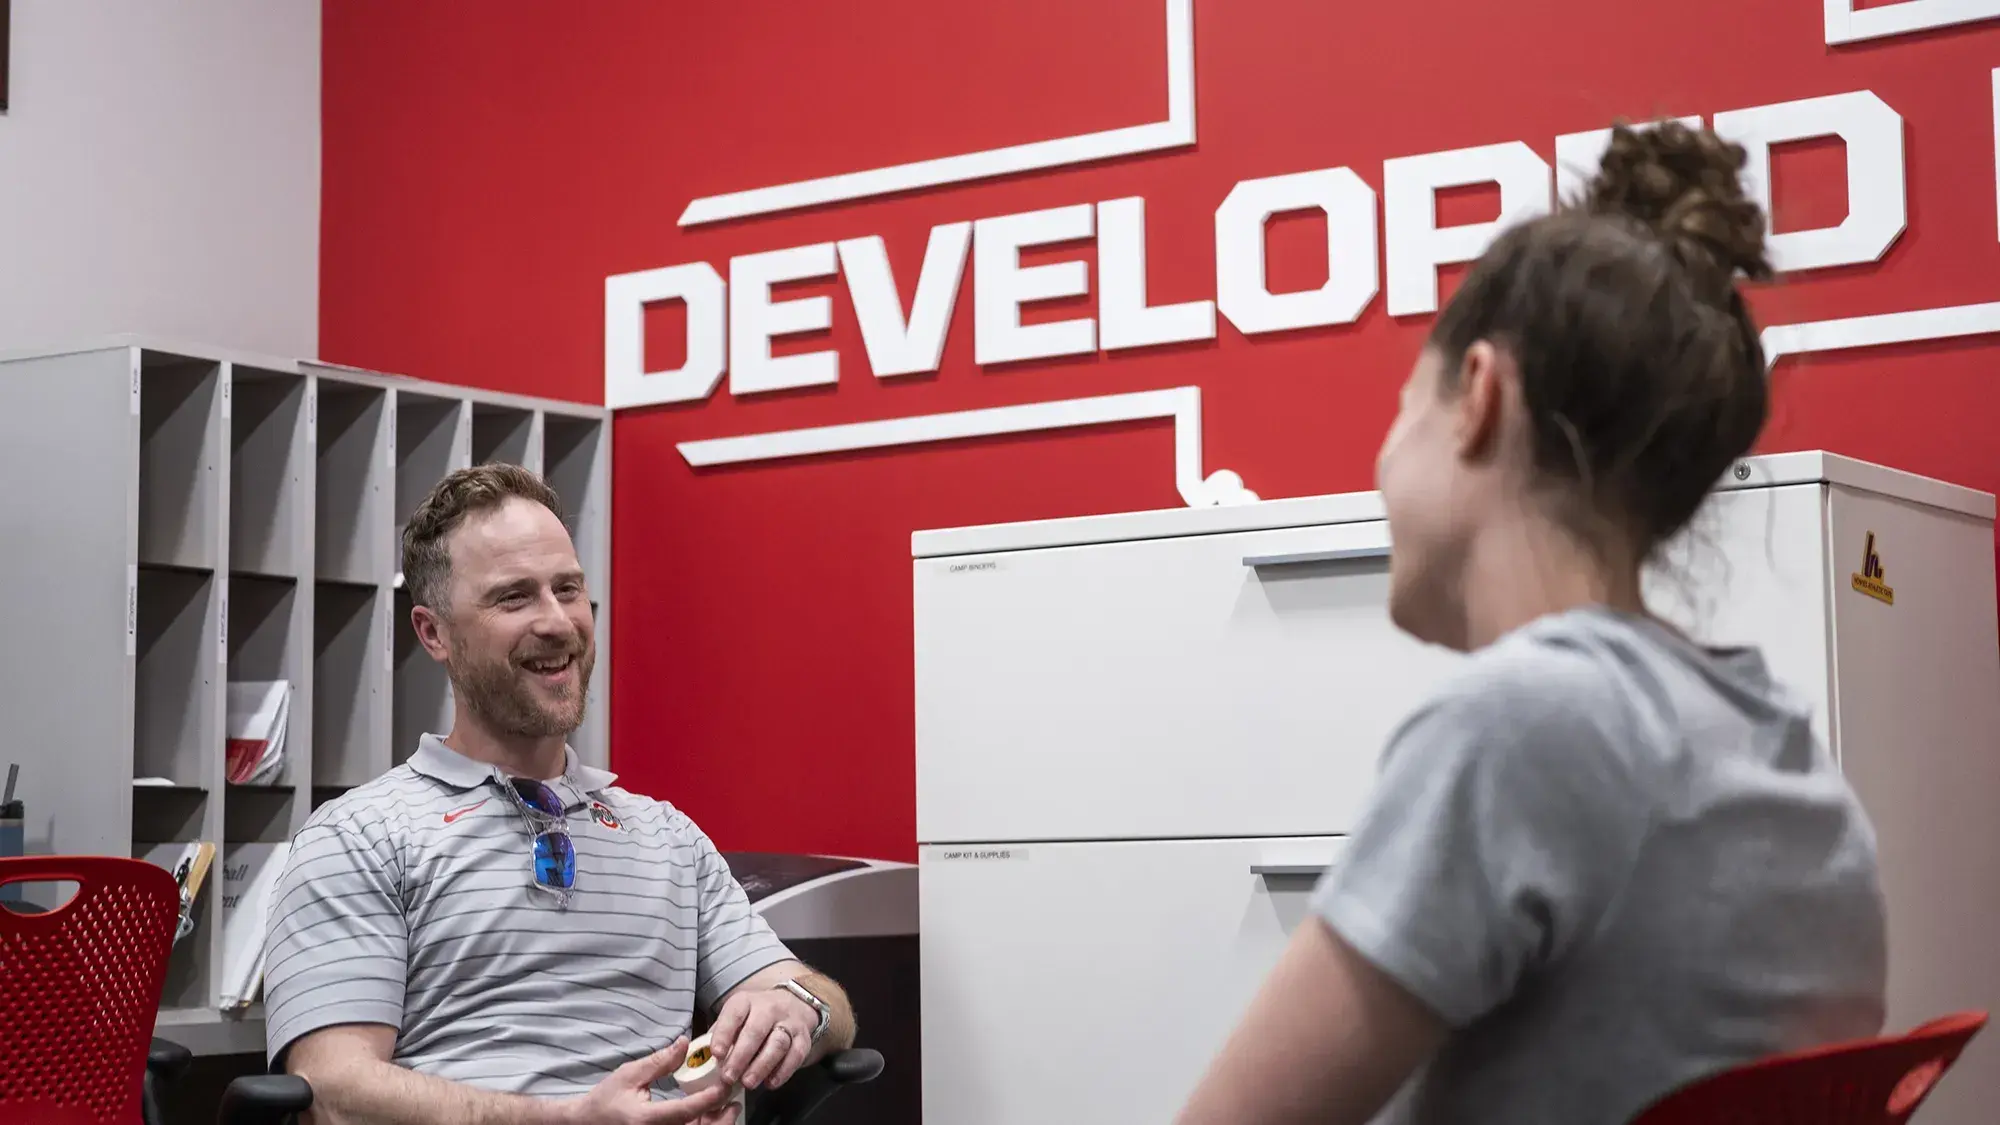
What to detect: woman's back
<box><xmin>1316</xmin><ymin>606</ymin><xmax>1887</xmax><ymax>1124</ymax></box>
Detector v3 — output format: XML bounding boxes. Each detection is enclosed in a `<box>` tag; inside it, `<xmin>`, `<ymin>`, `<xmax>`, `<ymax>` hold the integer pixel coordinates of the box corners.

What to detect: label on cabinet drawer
<box><xmin>931</xmin><ymin>846</ymin><xmax>1031</xmax><ymax>863</ymax></box>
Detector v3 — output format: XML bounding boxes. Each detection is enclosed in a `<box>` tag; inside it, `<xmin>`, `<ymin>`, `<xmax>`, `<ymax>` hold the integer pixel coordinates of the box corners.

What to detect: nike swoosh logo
<box><xmin>442</xmin><ymin>798</ymin><xmax>490</xmax><ymax>824</ymax></box>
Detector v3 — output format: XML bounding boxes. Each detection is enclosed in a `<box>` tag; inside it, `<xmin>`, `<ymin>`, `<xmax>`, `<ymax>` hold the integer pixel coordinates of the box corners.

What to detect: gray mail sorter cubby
<box><xmin>0</xmin><ymin>338</ymin><xmax>611</xmax><ymax>1053</ymax></box>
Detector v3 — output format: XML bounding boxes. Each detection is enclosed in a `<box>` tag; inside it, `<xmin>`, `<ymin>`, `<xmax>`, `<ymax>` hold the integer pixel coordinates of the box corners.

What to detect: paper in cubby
<box><xmin>225</xmin><ymin>679</ymin><xmax>291</xmax><ymax>785</ymax></box>
<box><xmin>218</xmin><ymin>841</ymin><xmax>291</xmax><ymax>1010</ymax></box>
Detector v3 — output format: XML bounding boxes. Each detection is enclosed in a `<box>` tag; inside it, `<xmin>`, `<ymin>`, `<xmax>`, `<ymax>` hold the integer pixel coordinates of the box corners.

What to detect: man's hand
<box><xmin>561</xmin><ymin>1038</ymin><xmax>733</xmax><ymax>1125</ymax></box>
<box><xmin>707</xmin><ymin>987</ymin><xmax>819</xmax><ymax>1091</ymax></box>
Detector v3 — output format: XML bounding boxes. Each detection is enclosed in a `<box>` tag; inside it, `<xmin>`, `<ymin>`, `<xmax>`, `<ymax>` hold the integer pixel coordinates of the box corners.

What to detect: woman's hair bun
<box><xmin>1583</xmin><ymin>119</ymin><xmax>1773</xmax><ymax>292</ymax></box>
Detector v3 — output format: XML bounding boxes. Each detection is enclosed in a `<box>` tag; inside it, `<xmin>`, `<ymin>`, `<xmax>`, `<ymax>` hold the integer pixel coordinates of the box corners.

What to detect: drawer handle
<box><xmin>1250</xmin><ymin>863</ymin><xmax>1328</xmax><ymax>878</ymax></box>
<box><xmin>1243</xmin><ymin>545</ymin><xmax>1390</xmax><ymax>568</ymax></box>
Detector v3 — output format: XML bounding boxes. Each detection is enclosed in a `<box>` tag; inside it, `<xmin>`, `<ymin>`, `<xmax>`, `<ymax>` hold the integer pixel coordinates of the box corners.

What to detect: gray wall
<box><xmin>0</xmin><ymin>0</ymin><xmax>320</xmax><ymax>357</ymax></box>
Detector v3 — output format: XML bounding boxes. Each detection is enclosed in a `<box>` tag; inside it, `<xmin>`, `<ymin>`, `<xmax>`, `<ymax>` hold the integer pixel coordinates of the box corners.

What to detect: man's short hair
<box><xmin>401</xmin><ymin>464</ymin><xmax>566</xmax><ymax>612</ymax></box>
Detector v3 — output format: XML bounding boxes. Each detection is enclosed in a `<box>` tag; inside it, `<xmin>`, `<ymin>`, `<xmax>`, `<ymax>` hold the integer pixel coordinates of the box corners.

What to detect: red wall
<box><xmin>322</xmin><ymin>1</ymin><xmax>2000</xmax><ymax>862</ymax></box>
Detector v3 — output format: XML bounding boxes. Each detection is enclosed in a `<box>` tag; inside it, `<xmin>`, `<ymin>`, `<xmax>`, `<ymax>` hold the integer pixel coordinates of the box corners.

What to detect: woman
<box><xmin>1172</xmin><ymin>121</ymin><xmax>1888</xmax><ymax>1125</ymax></box>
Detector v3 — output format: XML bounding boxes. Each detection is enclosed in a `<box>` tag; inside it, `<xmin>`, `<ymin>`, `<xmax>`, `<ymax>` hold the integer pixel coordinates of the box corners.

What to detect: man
<box><xmin>263</xmin><ymin>464</ymin><xmax>856</xmax><ymax>1125</ymax></box>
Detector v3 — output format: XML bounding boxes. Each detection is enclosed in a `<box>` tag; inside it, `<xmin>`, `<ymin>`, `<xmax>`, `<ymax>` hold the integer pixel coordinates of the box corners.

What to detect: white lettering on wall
<box><xmin>1713</xmin><ymin>91</ymin><xmax>1907</xmax><ymax>272</ymax></box>
<box><xmin>1824</xmin><ymin>0</ymin><xmax>2000</xmax><ymax>45</ymax></box>
<box><xmin>729</xmin><ymin>243</ymin><xmax>840</xmax><ymax>395</ymax></box>
<box><xmin>838</xmin><ymin>223</ymin><xmax>972</xmax><ymax>379</ymax></box>
<box><xmin>1098</xmin><ymin>197</ymin><xmax>1217</xmax><ymax>350</ymax></box>
<box><xmin>605</xmin><ymin>84</ymin><xmax>1939</xmax><ymax>410</ymax></box>
<box><xmin>1383</xmin><ymin>141</ymin><xmax>1553</xmax><ymax>317</ymax></box>
<box><xmin>972</xmin><ymin>204</ymin><xmax>1097</xmax><ymax>366</ymax></box>
<box><xmin>1214</xmin><ymin>168</ymin><xmax>1378</xmax><ymax>335</ymax></box>
<box><xmin>604</xmin><ymin>262</ymin><xmax>726</xmax><ymax>409</ymax></box>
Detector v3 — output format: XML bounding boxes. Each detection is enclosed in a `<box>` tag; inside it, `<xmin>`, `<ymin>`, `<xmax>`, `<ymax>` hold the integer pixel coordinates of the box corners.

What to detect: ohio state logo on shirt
<box><xmin>589</xmin><ymin>800</ymin><xmax>623</xmax><ymax>831</ymax></box>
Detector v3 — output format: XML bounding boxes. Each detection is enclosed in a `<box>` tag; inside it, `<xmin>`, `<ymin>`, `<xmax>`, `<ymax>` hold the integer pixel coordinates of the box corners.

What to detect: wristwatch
<box><xmin>774</xmin><ymin>978</ymin><xmax>831</xmax><ymax>1043</ymax></box>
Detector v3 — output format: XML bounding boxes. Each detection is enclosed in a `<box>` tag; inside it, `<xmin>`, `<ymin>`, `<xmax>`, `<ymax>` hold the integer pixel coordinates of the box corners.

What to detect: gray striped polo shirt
<box><xmin>262</xmin><ymin>735</ymin><xmax>795</xmax><ymax>1097</ymax></box>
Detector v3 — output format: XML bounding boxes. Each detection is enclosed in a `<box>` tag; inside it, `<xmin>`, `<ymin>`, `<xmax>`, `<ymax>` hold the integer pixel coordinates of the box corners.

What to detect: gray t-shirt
<box><xmin>263</xmin><ymin>737</ymin><xmax>793</xmax><ymax>1097</ymax></box>
<box><xmin>1313</xmin><ymin>606</ymin><xmax>1888</xmax><ymax>1125</ymax></box>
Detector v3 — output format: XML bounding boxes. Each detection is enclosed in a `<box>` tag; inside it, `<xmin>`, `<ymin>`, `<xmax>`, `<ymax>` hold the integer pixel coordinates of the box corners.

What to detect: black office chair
<box><xmin>144</xmin><ymin>1039</ymin><xmax>885</xmax><ymax>1125</ymax></box>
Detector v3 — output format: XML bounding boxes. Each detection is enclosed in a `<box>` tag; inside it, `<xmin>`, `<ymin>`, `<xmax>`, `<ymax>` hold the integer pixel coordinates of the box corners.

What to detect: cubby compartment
<box><xmin>543</xmin><ymin>413</ymin><xmax>607</xmax><ymax>588</ymax></box>
<box><xmin>315</xmin><ymin>380</ymin><xmax>390</xmax><ymax>585</ymax></box>
<box><xmin>393</xmin><ymin>588</ymin><xmax>454</xmax><ymax>765</ymax></box>
<box><xmin>473</xmin><ymin>403</ymin><xmax>535</xmax><ymax>468</ymax></box>
<box><xmin>135</xmin><ymin>567</ymin><xmax>218</xmax><ymax>788</ymax></box>
<box><xmin>227</xmin><ymin>576</ymin><xmax>300</xmax><ymax>684</ymax></box>
<box><xmin>224</xmin><ymin>786</ymin><xmax>294</xmax><ymax>844</ymax></box>
<box><xmin>229</xmin><ymin>367</ymin><xmax>308</xmax><ymax>579</ymax></box>
<box><xmin>394</xmin><ymin>392</ymin><xmax>468</xmax><ymax>568</ymax></box>
<box><xmin>132</xmin><ymin>786</ymin><xmax>208</xmax><ymax>847</ymax></box>
<box><xmin>139</xmin><ymin>356</ymin><xmax>224</xmax><ymax>570</ymax></box>
<box><xmin>313</xmin><ymin>582</ymin><xmax>384</xmax><ymax>788</ymax></box>
<box><xmin>227</xmin><ymin>575</ymin><xmax>303</xmax><ymax>788</ymax></box>
<box><xmin>134</xmin><ymin>816</ymin><xmax>212</xmax><ymax>1012</ymax></box>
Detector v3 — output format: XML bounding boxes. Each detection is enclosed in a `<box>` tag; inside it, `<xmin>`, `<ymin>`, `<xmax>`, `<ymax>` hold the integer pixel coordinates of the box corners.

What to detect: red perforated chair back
<box><xmin>1630</xmin><ymin>1011</ymin><xmax>1989</xmax><ymax>1124</ymax></box>
<box><xmin>0</xmin><ymin>855</ymin><xmax>182</xmax><ymax>1125</ymax></box>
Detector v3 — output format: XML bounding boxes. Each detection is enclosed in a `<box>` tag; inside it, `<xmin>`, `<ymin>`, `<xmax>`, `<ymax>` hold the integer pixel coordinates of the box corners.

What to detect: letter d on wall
<box><xmin>605</xmin><ymin>262</ymin><xmax>727</xmax><ymax>409</ymax></box>
<box><xmin>1712</xmin><ymin>90</ymin><xmax>1907</xmax><ymax>273</ymax></box>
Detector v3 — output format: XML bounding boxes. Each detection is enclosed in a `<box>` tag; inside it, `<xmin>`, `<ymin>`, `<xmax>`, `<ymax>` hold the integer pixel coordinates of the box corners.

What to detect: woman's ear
<box><xmin>1451</xmin><ymin>340</ymin><xmax>1509</xmax><ymax>462</ymax></box>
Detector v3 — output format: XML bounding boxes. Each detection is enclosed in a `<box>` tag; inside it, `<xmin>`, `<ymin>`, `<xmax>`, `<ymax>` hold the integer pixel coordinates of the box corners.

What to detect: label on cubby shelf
<box><xmin>128</xmin><ymin>349</ymin><xmax>141</xmax><ymax>415</ymax></box>
<box><xmin>125</xmin><ymin>565</ymin><xmax>137</xmax><ymax>656</ymax></box>
<box><xmin>220</xmin><ymin>365</ymin><xmax>232</xmax><ymax>421</ymax></box>
<box><xmin>218</xmin><ymin>589</ymin><xmax>228</xmax><ymax>664</ymax></box>
<box><xmin>306</xmin><ymin>380</ymin><xmax>318</xmax><ymax>444</ymax></box>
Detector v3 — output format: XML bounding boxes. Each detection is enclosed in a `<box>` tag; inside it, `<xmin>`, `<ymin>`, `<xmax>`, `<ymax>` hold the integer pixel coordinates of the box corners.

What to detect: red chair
<box><xmin>1631</xmin><ymin>1011</ymin><xmax>1989</xmax><ymax>1124</ymax></box>
<box><xmin>0</xmin><ymin>855</ymin><xmax>183</xmax><ymax>1125</ymax></box>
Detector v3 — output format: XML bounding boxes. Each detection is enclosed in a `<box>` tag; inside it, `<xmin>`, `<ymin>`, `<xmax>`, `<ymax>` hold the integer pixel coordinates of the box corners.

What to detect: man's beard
<box><xmin>445</xmin><ymin>635</ymin><xmax>595</xmax><ymax>739</ymax></box>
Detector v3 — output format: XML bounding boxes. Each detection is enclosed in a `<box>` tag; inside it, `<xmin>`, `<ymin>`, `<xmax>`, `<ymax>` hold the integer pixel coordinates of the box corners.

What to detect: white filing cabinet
<box><xmin>913</xmin><ymin>452</ymin><xmax>2000</xmax><ymax>1125</ymax></box>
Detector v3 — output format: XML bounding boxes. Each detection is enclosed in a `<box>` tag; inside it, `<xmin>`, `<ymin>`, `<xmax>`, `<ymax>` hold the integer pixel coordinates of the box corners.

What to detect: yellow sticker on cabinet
<box><xmin>1851</xmin><ymin>531</ymin><xmax>1895</xmax><ymax>606</ymax></box>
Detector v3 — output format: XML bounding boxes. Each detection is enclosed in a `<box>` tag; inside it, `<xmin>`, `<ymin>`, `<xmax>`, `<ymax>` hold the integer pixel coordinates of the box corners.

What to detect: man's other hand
<box><xmin>562</xmin><ymin>1037</ymin><xmax>732</xmax><ymax>1125</ymax></box>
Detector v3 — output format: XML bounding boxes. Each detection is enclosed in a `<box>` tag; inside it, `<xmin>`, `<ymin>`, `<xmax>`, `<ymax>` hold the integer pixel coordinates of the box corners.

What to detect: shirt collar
<box><xmin>408</xmin><ymin>733</ymin><xmax>618</xmax><ymax>793</ymax></box>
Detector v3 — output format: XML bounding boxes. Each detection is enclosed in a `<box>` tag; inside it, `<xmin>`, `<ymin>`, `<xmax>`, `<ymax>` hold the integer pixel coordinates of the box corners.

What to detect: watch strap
<box><xmin>775</xmin><ymin>978</ymin><xmax>830</xmax><ymax>1042</ymax></box>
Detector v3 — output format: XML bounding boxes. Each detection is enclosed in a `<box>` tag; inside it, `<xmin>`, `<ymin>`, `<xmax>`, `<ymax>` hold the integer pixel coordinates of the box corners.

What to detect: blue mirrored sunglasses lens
<box><xmin>512</xmin><ymin>778</ymin><xmax>565</xmax><ymax>817</ymax></box>
<box><xmin>533</xmin><ymin>831</ymin><xmax>576</xmax><ymax>890</ymax></box>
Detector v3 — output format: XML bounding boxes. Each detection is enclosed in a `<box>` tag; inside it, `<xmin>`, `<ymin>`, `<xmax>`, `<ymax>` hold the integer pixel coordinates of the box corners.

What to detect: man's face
<box><xmin>435</xmin><ymin>497</ymin><xmax>595</xmax><ymax>738</ymax></box>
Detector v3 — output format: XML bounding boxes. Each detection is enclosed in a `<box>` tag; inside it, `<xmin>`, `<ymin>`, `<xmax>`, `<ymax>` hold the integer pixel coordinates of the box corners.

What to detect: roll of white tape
<box><xmin>675</xmin><ymin>1033</ymin><xmax>729</xmax><ymax>1095</ymax></box>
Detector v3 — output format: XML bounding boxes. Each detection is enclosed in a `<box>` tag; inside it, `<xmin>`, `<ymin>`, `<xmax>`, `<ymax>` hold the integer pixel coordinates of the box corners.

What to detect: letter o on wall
<box><xmin>1215</xmin><ymin>168</ymin><xmax>1380</xmax><ymax>336</ymax></box>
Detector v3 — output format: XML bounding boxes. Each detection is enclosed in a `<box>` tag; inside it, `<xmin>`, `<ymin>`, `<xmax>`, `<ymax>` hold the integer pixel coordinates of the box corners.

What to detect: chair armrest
<box><xmin>147</xmin><ymin>1038</ymin><xmax>194</xmax><ymax>1083</ymax></box>
<box><xmin>219</xmin><ymin>1074</ymin><xmax>315</xmax><ymax>1125</ymax></box>
<box><xmin>819</xmin><ymin>1048</ymin><xmax>885</xmax><ymax>1086</ymax></box>
<box><xmin>143</xmin><ymin>1038</ymin><xmax>196</xmax><ymax>1125</ymax></box>
<box><xmin>746</xmin><ymin>1048</ymin><xmax>885</xmax><ymax>1125</ymax></box>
